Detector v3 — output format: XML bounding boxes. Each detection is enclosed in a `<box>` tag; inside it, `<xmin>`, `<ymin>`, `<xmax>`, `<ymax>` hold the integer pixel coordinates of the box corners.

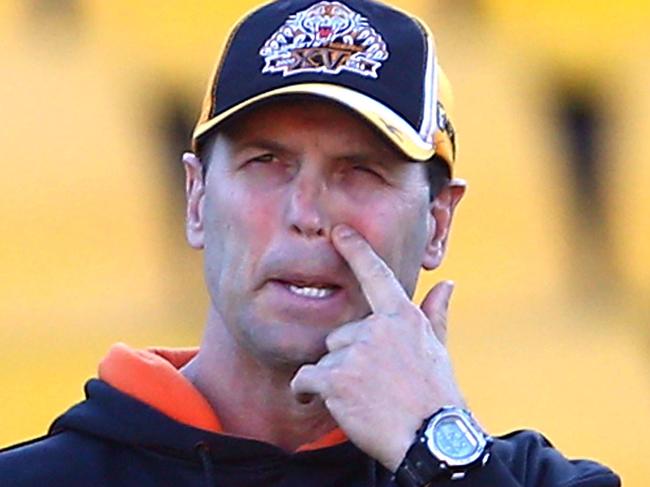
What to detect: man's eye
<box><xmin>353</xmin><ymin>165</ymin><xmax>381</xmax><ymax>177</ymax></box>
<box><xmin>250</xmin><ymin>153</ymin><xmax>276</xmax><ymax>164</ymax></box>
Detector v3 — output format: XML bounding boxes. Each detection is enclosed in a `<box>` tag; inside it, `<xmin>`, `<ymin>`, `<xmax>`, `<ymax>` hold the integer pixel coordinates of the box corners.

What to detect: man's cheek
<box><xmin>343</xmin><ymin>214</ymin><xmax>417</xmax><ymax>287</ymax></box>
<box><xmin>342</xmin><ymin>220</ymin><xmax>388</xmax><ymax>259</ymax></box>
<box><xmin>235</xmin><ymin>202</ymin><xmax>278</xmax><ymax>255</ymax></box>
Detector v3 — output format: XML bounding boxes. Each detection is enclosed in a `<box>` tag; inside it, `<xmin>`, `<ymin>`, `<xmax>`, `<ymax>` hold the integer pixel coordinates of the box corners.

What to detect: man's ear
<box><xmin>422</xmin><ymin>178</ymin><xmax>466</xmax><ymax>270</ymax></box>
<box><xmin>183</xmin><ymin>152</ymin><xmax>206</xmax><ymax>249</ymax></box>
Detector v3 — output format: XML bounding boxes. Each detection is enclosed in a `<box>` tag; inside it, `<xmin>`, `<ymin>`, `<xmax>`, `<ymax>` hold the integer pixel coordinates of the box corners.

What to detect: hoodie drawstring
<box><xmin>195</xmin><ymin>442</ymin><xmax>217</xmax><ymax>487</ymax></box>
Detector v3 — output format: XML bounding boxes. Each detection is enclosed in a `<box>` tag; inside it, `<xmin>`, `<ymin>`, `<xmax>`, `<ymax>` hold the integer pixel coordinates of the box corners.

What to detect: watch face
<box><xmin>425</xmin><ymin>409</ymin><xmax>487</xmax><ymax>467</ymax></box>
<box><xmin>433</xmin><ymin>417</ymin><xmax>479</xmax><ymax>459</ymax></box>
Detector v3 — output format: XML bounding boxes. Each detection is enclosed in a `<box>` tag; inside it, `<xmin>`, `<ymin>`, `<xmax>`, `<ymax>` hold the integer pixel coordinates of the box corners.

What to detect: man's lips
<box><xmin>270</xmin><ymin>279</ymin><xmax>341</xmax><ymax>299</ymax></box>
<box><xmin>273</xmin><ymin>279</ymin><xmax>340</xmax><ymax>289</ymax></box>
<box><xmin>258</xmin><ymin>261</ymin><xmax>364</xmax><ymax>319</ymax></box>
<box><xmin>265</xmin><ymin>280</ymin><xmax>342</xmax><ymax>304</ymax></box>
<box><xmin>257</xmin><ymin>248</ymin><xmax>356</xmax><ymax>300</ymax></box>
<box><xmin>265</xmin><ymin>270</ymin><xmax>347</xmax><ymax>301</ymax></box>
<box><xmin>285</xmin><ymin>283</ymin><xmax>338</xmax><ymax>299</ymax></box>
<box><xmin>267</xmin><ymin>271</ymin><xmax>345</xmax><ymax>290</ymax></box>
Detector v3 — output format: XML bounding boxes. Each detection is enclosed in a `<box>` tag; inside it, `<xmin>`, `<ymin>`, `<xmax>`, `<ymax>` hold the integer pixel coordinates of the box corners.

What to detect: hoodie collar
<box><xmin>98</xmin><ymin>343</ymin><xmax>346</xmax><ymax>451</ymax></box>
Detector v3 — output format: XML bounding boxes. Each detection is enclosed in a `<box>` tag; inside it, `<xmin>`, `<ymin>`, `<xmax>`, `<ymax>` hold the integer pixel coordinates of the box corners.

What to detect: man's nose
<box><xmin>285</xmin><ymin>171</ymin><xmax>331</xmax><ymax>239</ymax></box>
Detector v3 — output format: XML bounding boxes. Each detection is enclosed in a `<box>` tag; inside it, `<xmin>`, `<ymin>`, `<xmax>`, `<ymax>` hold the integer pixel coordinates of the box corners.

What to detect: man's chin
<box><xmin>256</xmin><ymin>339</ymin><xmax>328</xmax><ymax>372</ymax></box>
<box><xmin>235</xmin><ymin>320</ymin><xmax>330</xmax><ymax>371</ymax></box>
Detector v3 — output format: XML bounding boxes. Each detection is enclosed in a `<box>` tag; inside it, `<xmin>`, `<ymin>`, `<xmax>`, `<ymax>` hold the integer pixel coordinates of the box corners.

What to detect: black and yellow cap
<box><xmin>192</xmin><ymin>0</ymin><xmax>457</xmax><ymax>171</ymax></box>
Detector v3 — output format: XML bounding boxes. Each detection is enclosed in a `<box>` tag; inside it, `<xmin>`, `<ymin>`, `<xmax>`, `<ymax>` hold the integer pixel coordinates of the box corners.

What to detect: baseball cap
<box><xmin>192</xmin><ymin>0</ymin><xmax>457</xmax><ymax>172</ymax></box>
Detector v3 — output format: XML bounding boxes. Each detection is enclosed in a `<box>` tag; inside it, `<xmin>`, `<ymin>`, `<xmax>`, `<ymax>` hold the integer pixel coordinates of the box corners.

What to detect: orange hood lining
<box><xmin>98</xmin><ymin>343</ymin><xmax>346</xmax><ymax>452</ymax></box>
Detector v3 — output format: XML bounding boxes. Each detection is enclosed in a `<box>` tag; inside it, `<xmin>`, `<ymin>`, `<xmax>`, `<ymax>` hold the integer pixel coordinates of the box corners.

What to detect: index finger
<box><xmin>332</xmin><ymin>224</ymin><xmax>409</xmax><ymax>314</ymax></box>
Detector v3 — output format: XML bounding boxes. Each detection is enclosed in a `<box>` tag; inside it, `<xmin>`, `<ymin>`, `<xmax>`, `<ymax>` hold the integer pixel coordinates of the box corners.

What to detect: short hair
<box><xmin>425</xmin><ymin>155</ymin><xmax>451</xmax><ymax>201</ymax></box>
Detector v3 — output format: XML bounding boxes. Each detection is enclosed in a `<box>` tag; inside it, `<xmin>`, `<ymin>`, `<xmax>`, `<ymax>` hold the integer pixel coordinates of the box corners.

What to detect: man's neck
<box><xmin>181</xmin><ymin>309</ymin><xmax>337</xmax><ymax>451</ymax></box>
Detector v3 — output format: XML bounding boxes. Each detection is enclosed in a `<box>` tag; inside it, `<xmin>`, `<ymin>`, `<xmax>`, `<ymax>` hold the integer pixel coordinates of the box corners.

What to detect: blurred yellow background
<box><xmin>1</xmin><ymin>0</ymin><xmax>648</xmax><ymax>485</ymax></box>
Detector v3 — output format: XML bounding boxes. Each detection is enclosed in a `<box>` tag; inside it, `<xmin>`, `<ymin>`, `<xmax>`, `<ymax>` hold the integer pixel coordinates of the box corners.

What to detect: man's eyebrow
<box><xmin>229</xmin><ymin>139</ymin><xmax>405</xmax><ymax>168</ymax></box>
<box><xmin>230</xmin><ymin>138</ymin><xmax>290</xmax><ymax>155</ymax></box>
<box><xmin>334</xmin><ymin>152</ymin><xmax>403</xmax><ymax>169</ymax></box>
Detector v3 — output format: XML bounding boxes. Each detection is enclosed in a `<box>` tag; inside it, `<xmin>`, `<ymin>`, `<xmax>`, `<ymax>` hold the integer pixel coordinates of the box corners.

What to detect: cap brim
<box><xmin>192</xmin><ymin>83</ymin><xmax>436</xmax><ymax>162</ymax></box>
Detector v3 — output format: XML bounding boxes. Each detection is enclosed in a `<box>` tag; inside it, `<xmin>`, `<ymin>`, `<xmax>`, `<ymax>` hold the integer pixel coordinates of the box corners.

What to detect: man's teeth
<box><xmin>288</xmin><ymin>284</ymin><xmax>335</xmax><ymax>299</ymax></box>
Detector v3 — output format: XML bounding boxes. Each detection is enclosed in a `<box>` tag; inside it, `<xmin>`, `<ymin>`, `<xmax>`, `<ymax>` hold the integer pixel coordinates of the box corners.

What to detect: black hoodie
<box><xmin>0</xmin><ymin>345</ymin><xmax>620</xmax><ymax>486</ymax></box>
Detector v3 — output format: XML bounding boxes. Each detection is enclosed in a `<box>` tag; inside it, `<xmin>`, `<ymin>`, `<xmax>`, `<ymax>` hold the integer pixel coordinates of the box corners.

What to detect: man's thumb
<box><xmin>420</xmin><ymin>280</ymin><xmax>455</xmax><ymax>345</ymax></box>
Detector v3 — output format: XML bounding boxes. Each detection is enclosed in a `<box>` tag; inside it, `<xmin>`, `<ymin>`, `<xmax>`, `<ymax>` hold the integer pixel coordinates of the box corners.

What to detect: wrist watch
<box><xmin>394</xmin><ymin>406</ymin><xmax>492</xmax><ymax>486</ymax></box>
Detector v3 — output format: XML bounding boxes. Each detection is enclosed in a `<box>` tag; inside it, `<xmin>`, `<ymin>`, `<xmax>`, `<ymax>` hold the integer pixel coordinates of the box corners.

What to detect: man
<box><xmin>0</xmin><ymin>0</ymin><xmax>620</xmax><ymax>486</ymax></box>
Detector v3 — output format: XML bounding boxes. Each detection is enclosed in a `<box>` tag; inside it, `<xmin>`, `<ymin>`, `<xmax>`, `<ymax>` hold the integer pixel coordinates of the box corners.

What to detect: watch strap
<box><xmin>395</xmin><ymin>436</ymin><xmax>446</xmax><ymax>487</ymax></box>
<box><xmin>394</xmin><ymin>407</ymin><xmax>492</xmax><ymax>487</ymax></box>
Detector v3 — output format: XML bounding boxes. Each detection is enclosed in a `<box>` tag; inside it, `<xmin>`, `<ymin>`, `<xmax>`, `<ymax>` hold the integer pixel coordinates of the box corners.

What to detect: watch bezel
<box><xmin>423</xmin><ymin>407</ymin><xmax>489</xmax><ymax>468</ymax></box>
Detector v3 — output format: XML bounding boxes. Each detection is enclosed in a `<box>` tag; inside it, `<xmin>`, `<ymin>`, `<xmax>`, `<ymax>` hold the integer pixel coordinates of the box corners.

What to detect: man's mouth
<box><xmin>287</xmin><ymin>283</ymin><xmax>337</xmax><ymax>299</ymax></box>
<box><xmin>271</xmin><ymin>277</ymin><xmax>341</xmax><ymax>300</ymax></box>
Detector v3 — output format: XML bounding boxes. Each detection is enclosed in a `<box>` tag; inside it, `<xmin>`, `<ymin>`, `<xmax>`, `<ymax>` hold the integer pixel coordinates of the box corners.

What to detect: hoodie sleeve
<box><xmin>430</xmin><ymin>430</ymin><xmax>620</xmax><ymax>487</ymax></box>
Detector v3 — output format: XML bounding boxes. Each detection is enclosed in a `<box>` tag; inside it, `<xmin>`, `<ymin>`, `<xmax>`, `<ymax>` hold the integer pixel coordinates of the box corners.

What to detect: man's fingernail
<box><xmin>335</xmin><ymin>224</ymin><xmax>356</xmax><ymax>240</ymax></box>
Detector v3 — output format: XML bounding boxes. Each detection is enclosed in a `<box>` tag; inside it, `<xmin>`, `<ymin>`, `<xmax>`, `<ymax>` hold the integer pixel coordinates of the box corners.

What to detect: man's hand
<box><xmin>291</xmin><ymin>224</ymin><xmax>465</xmax><ymax>471</ymax></box>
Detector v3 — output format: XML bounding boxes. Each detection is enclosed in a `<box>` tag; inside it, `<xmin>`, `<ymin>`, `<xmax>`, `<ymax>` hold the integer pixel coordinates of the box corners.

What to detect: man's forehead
<box><xmin>218</xmin><ymin>96</ymin><xmax>410</xmax><ymax>161</ymax></box>
<box><xmin>223</xmin><ymin>96</ymin><xmax>369</xmax><ymax>131</ymax></box>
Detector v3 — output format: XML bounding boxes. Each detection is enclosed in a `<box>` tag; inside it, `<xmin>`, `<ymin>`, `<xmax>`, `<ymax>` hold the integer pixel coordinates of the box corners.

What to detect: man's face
<box><xmin>185</xmin><ymin>99</ymin><xmax>457</xmax><ymax>370</ymax></box>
